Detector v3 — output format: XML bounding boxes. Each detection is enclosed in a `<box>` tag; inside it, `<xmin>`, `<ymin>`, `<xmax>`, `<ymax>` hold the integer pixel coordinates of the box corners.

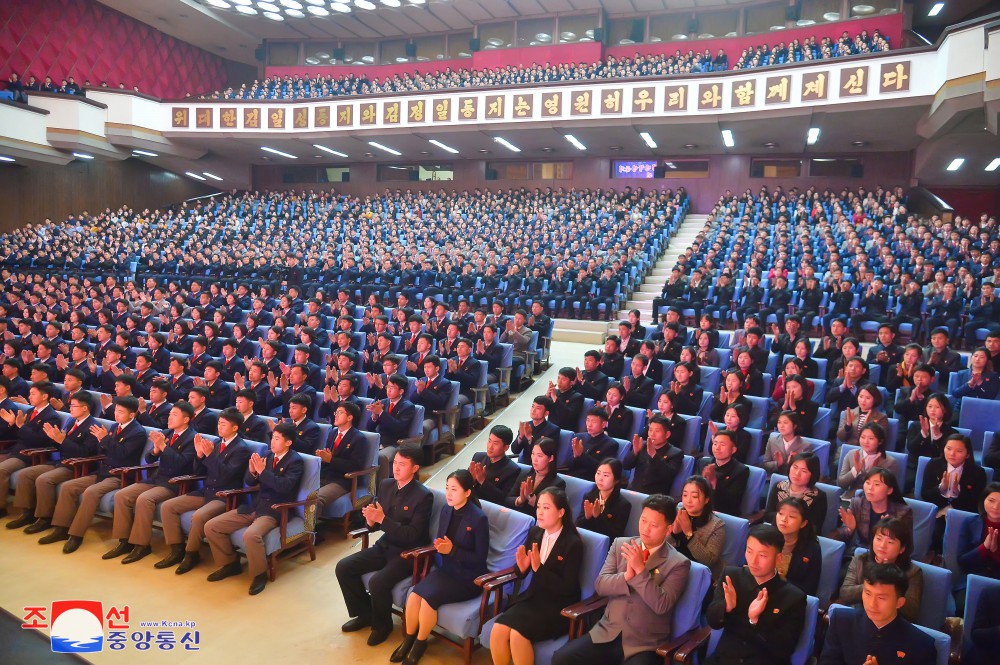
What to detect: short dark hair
<box><xmin>273</xmin><ymin>422</ymin><xmax>296</xmax><ymax>442</ymax></box>
<box><xmin>288</xmin><ymin>393</ymin><xmax>313</xmax><ymax>409</ymax></box>
<box><xmin>337</xmin><ymin>401</ymin><xmax>361</xmax><ymax>425</ymax></box>
<box><xmin>172</xmin><ymin>400</ymin><xmax>195</xmax><ymax>419</ymax></box>
<box><xmin>219</xmin><ymin>407</ymin><xmax>245</xmax><ymax>428</ymax></box>
<box><xmin>117</xmin><ymin>396</ymin><xmax>140</xmax><ymax>414</ymax></box>
<box><xmin>532</xmin><ymin>395</ymin><xmax>554</xmax><ymax>412</ymax></box>
<box><xmin>747</xmin><ymin>524</ymin><xmax>784</xmax><ymax>552</ymax></box>
<box><xmin>641</xmin><ymin>493</ymin><xmax>679</xmax><ymax>524</ymax></box>
<box><xmin>395</xmin><ymin>444</ymin><xmax>422</xmax><ymax>464</ymax></box>
<box><xmin>863</xmin><ymin>562</ymin><xmax>909</xmax><ymax>597</ymax></box>
<box><xmin>490</xmin><ymin>424</ymin><xmax>513</xmax><ymax>446</ymax></box>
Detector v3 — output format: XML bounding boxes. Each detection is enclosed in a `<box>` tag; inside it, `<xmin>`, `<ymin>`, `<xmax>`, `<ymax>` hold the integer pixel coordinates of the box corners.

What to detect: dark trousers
<box><xmin>552</xmin><ymin>634</ymin><xmax>662</xmax><ymax>665</ymax></box>
<box><xmin>335</xmin><ymin>543</ymin><xmax>412</xmax><ymax>633</ymax></box>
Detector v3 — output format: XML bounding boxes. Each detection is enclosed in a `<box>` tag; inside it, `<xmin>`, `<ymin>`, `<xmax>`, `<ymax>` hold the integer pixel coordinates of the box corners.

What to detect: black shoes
<box><xmin>391</xmin><ymin>634</ymin><xmax>417</xmax><ymax>662</ymax></box>
<box><xmin>121</xmin><ymin>545</ymin><xmax>152</xmax><ymax>565</ymax></box>
<box><xmin>102</xmin><ymin>539</ymin><xmax>132</xmax><ymax>560</ymax></box>
<box><xmin>39</xmin><ymin>527</ymin><xmax>68</xmax><ymax>545</ymax></box>
<box><xmin>154</xmin><ymin>545</ymin><xmax>186</xmax><ymax>569</ymax></box>
<box><xmin>249</xmin><ymin>573</ymin><xmax>267</xmax><ymax>595</ymax></box>
<box><xmin>206</xmin><ymin>561</ymin><xmax>242</xmax><ymax>582</ymax></box>
<box><xmin>6</xmin><ymin>510</ymin><xmax>34</xmax><ymax>529</ymax></box>
<box><xmin>63</xmin><ymin>535</ymin><xmax>83</xmax><ymax>554</ymax></box>
<box><xmin>341</xmin><ymin>616</ymin><xmax>371</xmax><ymax>633</ymax></box>
<box><xmin>404</xmin><ymin>640</ymin><xmax>428</xmax><ymax>665</ymax></box>
<box><xmin>24</xmin><ymin>519</ymin><xmax>52</xmax><ymax>535</ymax></box>
<box><xmin>175</xmin><ymin>552</ymin><xmax>201</xmax><ymax>575</ymax></box>
<box><xmin>367</xmin><ymin>627</ymin><xmax>392</xmax><ymax>647</ymax></box>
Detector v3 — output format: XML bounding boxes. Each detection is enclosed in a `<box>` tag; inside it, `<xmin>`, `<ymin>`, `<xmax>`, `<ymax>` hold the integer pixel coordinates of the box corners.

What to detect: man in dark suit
<box><xmin>157</xmin><ymin>408</ymin><xmax>253</xmax><ymax>573</ymax></box>
<box><xmin>548</xmin><ymin>367</ymin><xmax>585</xmax><ymax>431</ymax></box>
<box><xmin>186</xmin><ymin>336</ymin><xmax>211</xmax><ymax>378</ymax></box>
<box><xmin>44</xmin><ymin>397</ymin><xmax>148</xmax><ymax>553</ymax></box>
<box><xmin>271</xmin><ymin>363</ymin><xmax>318</xmax><ymax>419</ymax></box>
<box><xmin>411</xmin><ymin>355</ymin><xmax>453</xmax><ymax>458</ymax></box>
<box><xmin>706</xmin><ymin>525</ymin><xmax>807</xmax><ymax>665</ymax></box>
<box><xmin>468</xmin><ymin>424</ymin><xmax>520</xmax><ymax>504</ymax></box>
<box><xmin>623</xmin><ymin>356</ymin><xmax>657</xmax><ymax>409</ymax></box>
<box><xmin>270</xmin><ymin>393</ymin><xmax>322</xmax><ymax>455</ymax></box>
<box><xmin>137</xmin><ymin>378</ymin><xmax>172</xmax><ymax>429</ymax></box>
<box><xmin>233</xmin><ymin>389</ymin><xmax>270</xmax><ymax>442</ymax></box>
<box><xmin>187</xmin><ymin>387</ymin><xmax>219</xmax><ymax>436</ymax></box>
<box><xmin>235</xmin><ymin>360</ymin><xmax>272</xmax><ymax>414</ymax></box>
<box><xmin>106</xmin><ymin>401</ymin><xmax>197</xmax><ymax>564</ymax></box>
<box><xmin>818</xmin><ymin>564</ymin><xmax>935</xmax><ymax>665</ymax></box>
<box><xmin>576</xmin><ymin>350</ymin><xmax>610</xmax><ymax>400</ymax></box>
<box><xmin>0</xmin><ymin>381</ymin><xmax>61</xmax><ymax>517</ymax></box>
<box><xmin>553</xmin><ymin>494</ymin><xmax>692</xmax><ymax>665</ymax></box>
<box><xmin>510</xmin><ymin>396</ymin><xmax>561</xmax><ymax>463</ymax></box>
<box><xmin>203</xmin><ymin>421</ymin><xmax>305</xmax><ymax>595</ymax></box>
<box><xmin>165</xmin><ymin>357</ymin><xmax>194</xmax><ymax>403</ymax></box>
<box><xmin>315</xmin><ymin>401</ymin><xmax>368</xmax><ymax>515</ymax></box>
<box><xmin>200</xmin><ymin>361</ymin><xmax>233</xmax><ymax>410</ymax></box>
<box><xmin>5</xmin><ymin>392</ymin><xmax>99</xmax><ymax>532</ymax></box>
<box><xmin>624</xmin><ymin>415</ymin><xmax>684</xmax><ymax>496</ymax></box>
<box><xmin>866</xmin><ymin>324</ymin><xmax>904</xmax><ymax>387</ymax></box>
<box><xmin>445</xmin><ymin>339</ymin><xmax>480</xmax><ymax>418</ymax></box>
<box><xmin>565</xmin><ymin>407</ymin><xmax>618</xmax><ymax>480</ymax></box>
<box><xmin>366</xmin><ymin>374</ymin><xmax>416</xmax><ymax>482</ymax></box>
<box><xmin>130</xmin><ymin>352</ymin><xmax>159</xmax><ymax>399</ymax></box>
<box><xmin>924</xmin><ymin>327</ymin><xmax>963</xmax><ymax>385</ymax></box>
<box><xmin>336</xmin><ymin>445</ymin><xmax>432</xmax><ymax>646</ymax></box>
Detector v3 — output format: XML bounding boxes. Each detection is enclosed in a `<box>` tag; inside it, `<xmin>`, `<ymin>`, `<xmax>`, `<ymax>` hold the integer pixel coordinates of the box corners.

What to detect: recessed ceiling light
<box><xmin>257</xmin><ymin>1</ymin><xmax>279</xmax><ymax>10</ymax></box>
<box><xmin>986</xmin><ymin>158</ymin><xmax>1000</xmax><ymax>172</ymax></box>
<box><xmin>185</xmin><ymin>171</ymin><xmax>207</xmax><ymax>180</ymax></box>
<box><xmin>428</xmin><ymin>139</ymin><xmax>459</xmax><ymax>154</ymax></box>
<box><xmin>408</xmin><ymin>0</ymin><xmax>426</xmax><ymax>4</ymax></box>
<box><xmin>946</xmin><ymin>157</ymin><xmax>965</xmax><ymax>171</ymax></box>
<box><xmin>541</xmin><ymin>147</ymin><xmax>554</xmax><ymax>153</ymax></box>
<box><xmin>313</xmin><ymin>144</ymin><xmax>348</xmax><ymax>157</ymax></box>
<box><xmin>205</xmin><ymin>0</ymin><xmax>231</xmax><ymax>8</ymax></box>
<box><xmin>0</xmin><ymin>156</ymin><xmax>15</xmax><ymax>162</ymax></box>
<box><xmin>494</xmin><ymin>137</ymin><xmax>521</xmax><ymax>152</ymax></box>
<box><xmin>928</xmin><ymin>3</ymin><xmax>944</xmax><ymax>17</ymax></box>
<box><xmin>639</xmin><ymin>132</ymin><xmax>657</xmax><ymax>149</ymax></box>
<box><xmin>331</xmin><ymin>2</ymin><xmax>351</xmax><ymax>12</ymax></box>
<box><xmin>132</xmin><ymin>149</ymin><xmax>158</xmax><ymax>157</ymax></box>
<box><xmin>285</xmin><ymin>8</ymin><xmax>305</xmax><ymax>17</ymax></box>
<box><xmin>355</xmin><ymin>0</ymin><xmax>376</xmax><ymax>9</ymax></box>
<box><xmin>609</xmin><ymin>146</ymin><xmax>623</xmax><ymax>151</ymax></box>
<box><xmin>382</xmin><ymin>0</ymin><xmax>402</xmax><ymax>6</ymax></box>
<box><xmin>721</xmin><ymin>130</ymin><xmax>735</xmax><ymax>148</ymax></box>
<box><xmin>368</xmin><ymin>141</ymin><xmax>401</xmax><ymax>155</ymax></box>
<box><xmin>202</xmin><ymin>172</ymin><xmax>224</xmax><ymax>181</ymax></box>
<box><xmin>263</xmin><ymin>11</ymin><xmax>284</xmax><ymax>20</ymax></box>
<box><xmin>852</xmin><ymin>140</ymin><xmax>868</xmax><ymax>147</ymax></box>
<box><xmin>763</xmin><ymin>141</ymin><xmax>777</xmax><ymax>149</ymax></box>
<box><xmin>279</xmin><ymin>0</ymin><xmax>303</xmax><ymax>8</ymax></box>
<box><xmin>306</xmin><ymin>0</ymin><xmax>324</xmax><ymax>4</ymax></box>
<box><xmin>72</xmin><ymin>152</ymin><xmax>94</xmax><ymax>160</ymax></box>
<box><xmin>478</xmin><ymin>149</ymin><xmax>490</xmax><ymax>154</ymax></box>
<box><xmin>231</xmin><ymin>0</ymin><xmax>252</xmax><ymax>5</ymax></box>
<box><xmin>306</xmin><ymin>5</ymin><xmax>328</xmax><ymax>14</ymax></box>
<box><xmin>419</xmin><ymin>150</ymin><xmax>430</xmax><ymax>155</ymax></box>
<box><xmin>683</xmin><ymin>144</ymin><xmax>697</xmax><ymax>149</ymax></box>
<box><xmin>234</xmin><ymin>5</ymin><xmax>257</xmax><ymax>13</ymax></box>
<box><xmin>261</xmin><ymin>146</ymin><xmax>297</xmax><ymax>159</ymax></box>
<box><xmin>807</xmin><ymin>127</ymin><xmax>820</xmax><ymax>145</ymax></box>
<box><xmin>363</xmin><ymin>152</ymin><xmax>374</xmax><ymax>157</ymax></box>
<box><xmin>565</xmin><ymin>134</ymin><xmax>586</xmax><ymax>151</ymax></box>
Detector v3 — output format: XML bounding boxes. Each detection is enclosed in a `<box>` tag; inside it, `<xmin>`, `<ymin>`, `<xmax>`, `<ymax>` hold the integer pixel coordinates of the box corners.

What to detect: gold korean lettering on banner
<box><xmin>731</xmin><ymin>80</ymin><xmax>755</xmax><ymax>107</ymax></box>
<box><xmin>408</xmin><ymin>99</ymin><xmax>425</xmax><ymax>122</ymax></box>
<box><xmin>337</xmin><ymin>104</ymin><xmax>352</xmax><ymax>127</ymax></box>
<box><xmin>840</xmin><ymin>66</ymin><xmax>869</xmax><ymax>97</ymax></box>
<box><xmin>458</xmin><ymin>97</ymin><xmax>477</xmax><ymax>120</ymax></box>
<box><xmin>601</xmin><ymin>89</ymin><xmax>622</xmax><ymax>114</ymax></box>
<box><xmin>632</xmin><ymin>87</ymin><xmax>654</xmax><ymax>113</ymax></box>
<box><xmin>880</xmin><ymin>61</ymin><xmax>910</xmax><ymax>93</ymax></box>
<box><xmin>434</xmin><ymin>98</ymin><xmax>450</xmax><ymax>122</ymax></box>
<box><xmin>570</xmin><ymin>90</ymin><xmax>591</xmax><ymax>115</ymax></box>
<box><xmin>171</xmin><ymin>107</ymin><xmax>189</xmax><ymax>128</ymax></box>
<box><xmin>383</xmin><ymin>101</ymin><xmax>400</xmax><ymax>124</ymax></box>
<box><xmin>221</xmin><ymin>108</ymin><xmax>237</xmax><ymax>128</ymax></box>
<box><xmin>244</xmin><ymin>108</ymin><xmax>260</xmax><ymax>129</ymax></box>
<box><xmin>268</xmin><ymin>108</ymin><xmax>285</xmax><ymax>129</ymax></box>
<box><xmin>314</xmin><ymin>106</ymin><xmax>330</xmax><ymax>128</ymax></box>
<box><xmin>698</xmin><ymin>83</ymin><xmax>722</xmax><ymax>110</ymax></box>
<box><xmin>663</xmin><ymin>85</ymin><xmax>687</xmax><ymax>111</ymax></box>
<box><xmin>360</xmin><ymin>103</ymin><xmax>377</xmax><ymax>125</ymax></box>
<box><xmin>195</xmin><ymin>108</ymin><xmax>213</xmax><ymax>128</ymax></box>
<box><xmin>765</xmin><ymin>76</ymin><xmax>790</xmax><ymax>105</ymax></box>
<box><xmin>485</xmin><ymin>95</ymin><xmax>505</xmax><ymax>119</ymax></box>
<box><xmin>801</xmin><ymin>72</ymin><xmax>828</xmax><ymax>101</ymax></box>
<box><xmin>513</xmin><ymin>94</ymin><xmax>533</xmax><ymax>117</ymax></box>
<box><xmin>542</xmin><ymin>92</ymin><xmax>561</xmax><ymax>116</ymax></box>
<box><xmin>293</xmin><ymin>107</ymin><xmax>308</xmax><ymax>128</ymax></box>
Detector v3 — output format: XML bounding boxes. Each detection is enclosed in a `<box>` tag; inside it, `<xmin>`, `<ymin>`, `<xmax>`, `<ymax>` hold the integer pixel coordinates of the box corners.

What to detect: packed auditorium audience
<box><xmin>0</xmin><ymin>72</ymin><xmax>141</xmax><ymax>103</ymax></box>
<box><xmin>2</xmin><ymin>179</ymin><xmax>999</xmax><ymax>665</ymax></box>
<box><xmin>193</xmin><ymin>28</ymin><xmax>889</xmax><ymax>101</ymax></box>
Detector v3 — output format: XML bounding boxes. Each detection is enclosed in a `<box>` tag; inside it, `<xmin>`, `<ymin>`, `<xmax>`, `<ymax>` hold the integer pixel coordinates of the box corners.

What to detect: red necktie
<box><xmin>643</xmin><ymin>549</ymin><xmax>650</xmax><ymax>562</ymax></box>
<box><xmin>388</xmin><ymin>401</ymin><xmax>395</xmax><ymax>414</ymax></box>
<box><xmin>333</xmin><ymin>431</ymin><xmax>344</xmax><ymax>450</ymax></box>
<box><xmin>272</xmin><ymin>456</ymin><xmax>278</xmax><ymax>469</ymax></box>
<box><xmin>149</xmin><ymin>403</ymin><xmax>157</xmax><ymax>416</ymax></box>
<box><xmin>220</xmin><ymin>440</ymin><xmax>227</xmax><ymax>453</ymax></box>
<box><xmin>117</xmin><ymin>425</ymin><xmax>122</xmax><ymax>436</ymax></box>
<box><xmin>67</xmin><ymin>421</ymin><xmax>79</xmax><ymax>435</ymax></box>
<box><xmin>29</xmin><ymin>409</ymin><xmax>39</xmax><ymax>421</ymax></box>
<box><xmin>170</xmin><ymin>433</ymin><xmax>178</xmax><ymax>446</ymax></box>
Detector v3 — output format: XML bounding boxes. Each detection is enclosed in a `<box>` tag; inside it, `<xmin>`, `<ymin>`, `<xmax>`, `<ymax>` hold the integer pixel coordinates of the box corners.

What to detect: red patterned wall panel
<box><xmin>0</xmin><ymin>0</ymin><xmax>228</xmax><ymax>99</ymax></box>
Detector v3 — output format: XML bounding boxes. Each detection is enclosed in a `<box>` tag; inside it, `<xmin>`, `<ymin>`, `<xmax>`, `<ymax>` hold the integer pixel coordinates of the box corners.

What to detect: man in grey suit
<box><xmin>552</xmin><ymin>494</ymin><xmax>691</xmax><ymax>665</ymax></box>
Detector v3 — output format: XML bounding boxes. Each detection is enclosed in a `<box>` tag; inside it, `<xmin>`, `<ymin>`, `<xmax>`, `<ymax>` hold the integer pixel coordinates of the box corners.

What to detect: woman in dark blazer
<box><xmin>394</xmin><ymin>469</ymin><xmax>490</xmax><ymax>664</ymax></box>
<box><xmin>490</xmin><ymin>488</ymin><xmax>583</xmax><ymax>664</ymax></box>
<box><xmin>921</xmin><ymin>434</ymin><xmax>989</xmax><ymax>552</ymax></box>
<box><xmin>958</xmin><ymin>482</ymin><xmax>1000</xmax><ymax>578</ymax></box>
<box><xmin>505</xmin><ymin>437</ymin><xmax>566</xmax><ymax>516</ymax></box>
<box><xmin>775</xmin><ymin>497</ymin><xmax>822</xmax><ymax>596</ymax></box>
<box><xmin>602</xmin><ymin>384</ymin><xmax>634</xmax><ymax>442</ymax></box>
<box><xmin>732</xmin><ymin>350</ymin><xmax>766</xmax><ymax>397</ymax></box>
<box><xmin>709</xmin><ymin>405</ymin><xmax>754</xmax><ymax>465</ymax></box>
<box><xmin>642</xmin><ymin>391</ymin><xmax>688</xmax><ymax>445</ymax></box>
<box><xmin>709</xmin><ymin>370</ymin><xmax>752</xmax><ymax>424</ymax></box>
<box><xmin>576</xmin><ymin>458</ymin><xmax>631</xmax><ymax>541</ymax></box>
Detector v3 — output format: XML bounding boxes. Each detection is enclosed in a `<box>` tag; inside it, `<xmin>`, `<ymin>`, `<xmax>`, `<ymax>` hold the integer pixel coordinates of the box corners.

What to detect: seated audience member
<box><xmin>565</xmin><ymin>407</ymin><xmax>618</xmax><ymax>480</ymax></box>
<box><xmin>667</xmin><ymin>361</ymin><xmax>704</xmax><ymax>415</ymax></box>
<box><xmin>769</xmin><ymin>372</ymin><xmax>819</xmax><ymax>437</ymax></box>
<box><xmin>708</xmin><ymin>407</ymin><xmax>754</xmax><ymax>464</ymax></box>
<box><xmin>698</xmin><ymin>428</ymin><xmax>749</xmax><ymax>516</ymax></box>
<box><xmin>706</xmin><ymin>524</ymin><xmax>807</xmax><ymax>665</ymax></box>
<box><xmin>137</xmin><ymin>377</ymin><xmax>172</xmax><ymax>429</ymax></box>
<box><xmin>835</xmin><ymin>383</ymin><xmax>889</xmax><ymax>449</ymax></box>
<box><xmin>391</xmin><ymin>469</ymin><xmax>489</xmax><ymax>665</ymax></box>
<box><xmin>510</xmin><ymin>396</ymin><xmax>560</xmax><ymax>463</ymax></box>
<box><xmin>0</xmin><ymin>381</ymin><xmax>61</xmax><ymax>517</ymax></box>
<box><xmin>731</xmin><ymin>349</ymin><xmax>766</xmax><ymax>397</ymax></box>
<box><xmin>554</xmin><ymin>494</ymin><xmax>691</xmax><ymax>665</ymax></box>
<box><xmin>920</xmin><ymin>434</ymin><xmax>988</xmax><ymax>553</ymax></box>
<box><xmin>958</xmin><ymin>482</ymin><xmax>1000</xmax><ymax>579</ymax></box>
<box><xmin>774</xmin><ymin>497</ymin><xmax>822</xmax><ymax>596</ymax></box>
<box><xmin>546</xmin><ymin>367</ymin><xmax>585</xmax><ymax>431</ymax></box>
<box><xmin>625</xmin><ymin>415</ymin><xmax>684</xmax><ymax>496</ymax></box>
<box><xmin>965</xmin><ymin>579</ymin><xmax>1000</xmax><ymax>664</ymax></box>
<box><xmin>763</xmin><ymin>452</ymin><xmax>827</xmax><ymax>529</ymax></box>
<box><xmin>575</xmin><ymin>350</ymin><xmax>610</xmax><ymax>400</ymax></box>
<box><xmin>602</xmin><ymin>382</ymin><xmax>634</xmax><ymax>441</ymax></box>
<box><xmin>832</xmin><ymin>468</ymin><xmax>912</xmax><ymax>550</ymax></box>
<box><xmin>905</xmin><ymin>391</ymin><xmax>957</xmax><ymax>489</ymax></box>
<box><xmin>837</xmin><ymin>422</ymin><xmax>899</xmax><ymax>501</ymax></box>
<box><xmin>468</xmin><ymin>425</ymin><xmax>520</xmax><ymax>505</ymax></box>
<box><xmin>951</xmin><ymin>348</ymin><xmax>1000</xmax><ymax>407</ymax></box>
<box><xmin>490</xmin><ymin>488</ymin><xmax>583</xmax><ymax>665</ymax></box>
<box><xmin>507</xmin><ymin>437</ymin><xmax>566</xmax><ymax>516</ymax></box>
<box><xmin>818</xmin><ymin>564</ymin><xmax>935</xmax><ymax>665</ymax></box>
<box><xmin>923</xmin><ymin>326</ymin><xmax>963</xmax><ymax>385</ymax></box>
<box><xmin>313</xmin><ymin>402</ymin><xmax>368</xmax><ymax>516</ymax></box>
<box><xmin>366</xmin><ymin>373</ymin><xmax>416</xmax><ymax>482</ymax></box>
<box><xmin>670</xmin><ymin>476</ymin><xmax>726</xmax><ymax>581</ymax></box>
<box><xmin>837</xmin><ymin>516</ymin><xmax>923</xmax><ymax>622</ymax></box>
<box><xmin>710</xmin><ymin>370</ymin><xmax>752</xmax><ymax>424</ymax></box>
<box><xmin>576</xmin><ymin>458</ymin><xmax>631</xmax><ymax>540</ymax></box>
<box><xmin>336</xmin><ymin>445</ymin><xmax>432</xmax><ymax>646</ymax></box>
<box><xmin>762</xmin><ymin>411</ymin><xmax>810</xmax><ymax>476</ymax></box>
<box><xmin>645</xmin><ymin>390</ymin><xmax>688</xmax><ymax>446</ymax></box>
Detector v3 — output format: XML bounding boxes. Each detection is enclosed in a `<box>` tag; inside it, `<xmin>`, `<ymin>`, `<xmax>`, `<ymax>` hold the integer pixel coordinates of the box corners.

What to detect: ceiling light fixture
<box><xmin>986</xmin><ymin>158</ymin><xmax>1000</xmax><ymax>172</ymax></box>
<box><xmin>263</xmin><ymin>11</ymin><xmax>284</xmax><ymax>20</ymax></box>
<box><xmin>331</xmin><ymin>2</ymin><xmax>351</xmax><ymax>12</ymax></box>
<box><xmin>368</xmin><ymin>141</ymin><xmax>401</xmax><ymax>155</ymax></box>
<box><xmin>946</xmin><ymin>157</ymin><xmax>965</xmax><ymax>171</ymax></box>
<box><xmin>355</xmin><ymin>0</ymin><xmax>376</xmax><ymax>9</ymax></box>
<box><xmin>928</xmin><ymin>3</ymin><xmax>944</xmax><ymax>17</ymax></box>
<box><xmin>205</xmin><ymin>0</ymin><xmax>231</xmax><ymax>8</ymax></box>
<box><xmin>807</xmin><ymin>127</ymin><xmax>820</xmax><ymax>145</ymax></box>
<box><xmin>0</xmin><ymin>156</ymin><xmax>15</xmax><ymax>162</ymax></box>
<box><xmin>428</xmin><ymin>139</ymin><xmax>459</xmax><ymax>154</ymax></box>
<box><xmin>639</xmin><ymin>132</ymin><xmax>657</xmax><ymax>149</ymax></box>
<box><xmin>261</xmin><ymin>146</ymin><xmax>298</xmax><ymax>159</ymax></box>
<box><xmin>72</xmin><ymin>152</ymin><xmax>94</xmax><ymax>160</ymax></box>
<box><xmin>313</xmin><ymin>144</ymin><xmax>348</xmax><ymax>157</ymax></box>
<box><xmin>721</xmin><ymin>130</ymin><xmax>735</xmax><ymax>148</ymax></box>
<box><xmin>185</xmin><ymin>171</ymin><xmax>207</xmax><ymax>180</ymax></box>
<box><xmin>382</xmin><ymin>0</ymin><xmax>402</xmax><ymax>6</ymax></box>
<box><xmin>565</xmin><ymin>134</ymin><xmax>586</xmax><ymax>150</ymax></box>
<box><xmin>493</xmin><ymin>136</ymin><xmax>521</xmax><ymax>152</ymax></box>
<box><xmin>202</xmin><ymin>172</ymin><xmax>224</xmax><ymax>181</ymax></box>
<box><xmin>306</xmin><ymin>5</ymin><xmax>328</xmax><ymax>14</ymax></box>
<box><xmin>234</xmin><ymin>5</ymin><xmax>257</xmax><ymax>14</ymax></box>
<box><xmin>279</xmin><ymin>0</ymin><xmax>303</xmax><ymax>8</ymax></box>
<box><xmin>132</xmin><ymin>149</ymin><xmax>158</xmax><ymax>157</ymax></box>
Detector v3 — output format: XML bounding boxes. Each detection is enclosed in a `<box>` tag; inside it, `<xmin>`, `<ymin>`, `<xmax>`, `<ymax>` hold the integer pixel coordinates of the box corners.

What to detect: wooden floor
<box><xmin>0</xmin><ymin>342</ymin><xmax>594</xmax><ymax>664</ymax></box>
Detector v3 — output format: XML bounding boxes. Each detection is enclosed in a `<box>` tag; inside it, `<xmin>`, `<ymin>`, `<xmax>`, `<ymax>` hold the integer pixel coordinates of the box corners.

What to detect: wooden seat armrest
<box><xmin>22</xmin><ymin>447</ymin><xmax>58</xmax><ymax>464</ymax></box>
<box><xmin>271</xmin><ymin>498</ymin><xmax>317</xmax><ymax>511</ymax></box>
<box><xmin>349</xmin><ymin>526</ymin><xmax>372</xmax><ymax>548</ymax></box>
<box><xmin>398</xmin><ymin>435</ymin><xmax>422</xmax><ymax>447</ymax></box>
<box><xmin>480</xmin><ymin>571</ymin><xmax>520</xmax><ymax>592</ymax></box>
<box><xmin>475</xmin><ymin>566</ymin><xmax>516</xmax><ymax>587</ymax></box>
<box><xmin>560</xmin><ymin>595</ymin><xmax>608</xmax><ymax>620</ymax></box>
<box><xmin>215</xmin><ymin>487</ymin><xmax>257</xmax><ymax>498</ymax></box>
<box><xmin>654</xmin><ymin>630</ymin><xmax>704</xmax><ymax>659</ymax></box>
<box><xmin>343</xmin><ymin>465</ymin><xmax>377</xmax><ymax>479</ymax></box>
<box><xmin>401</xmin><ymin>545</ymin><xmax>438</xmax><ymax>560</ymax></box>
<box><xmin>168</xmin><ymin>475</ymin><xmax>207</xmax><ymax>484</ymax></box>
<box><xmin>670</xmin><ymin>626</ymin><xmax>713</xmax><ymax>663</ymax></box>
<box><xmin>62</xmin><ymin>455</ymin><xmax>105</xmax><ymax>467</ymax></box>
